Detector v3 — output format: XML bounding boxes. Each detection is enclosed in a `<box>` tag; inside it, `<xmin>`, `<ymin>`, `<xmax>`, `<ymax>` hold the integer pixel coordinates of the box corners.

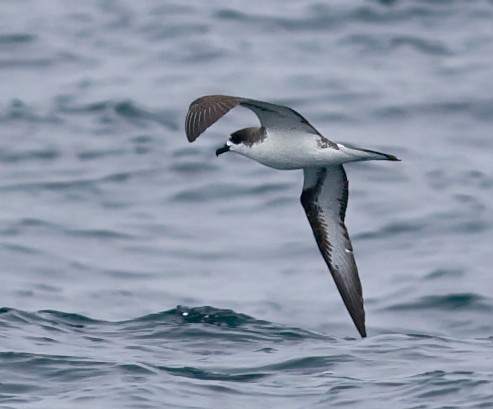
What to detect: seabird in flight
<box><xmin>185</xmin><ymin>95</ymin><xmax>400</xmax><ymax>337</ymax></box>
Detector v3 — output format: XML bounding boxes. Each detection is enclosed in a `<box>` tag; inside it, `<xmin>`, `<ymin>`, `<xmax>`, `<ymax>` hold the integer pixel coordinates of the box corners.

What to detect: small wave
<box><xmin>387</xmin><ymin>293</ymin><xmax>491</xmax><ymax>312</ymax></box>
<box><xmin>0</xmin><ymin>306</ymin><xmax>326</xmax><ymax>343</ymax></box>
<box><xmin>0</xmin><ymin>147</ymin><xmax>60</xmax><ymax>164</ymax></box>
<box><xmin>55</xmin><ymin>99</ymin><xmax>175</xmax><ymax>129</ymax></box>
<box><xmin>0</xmin><ymin>33</ymin><xmax>36</xmax><ymax>44</ymax></box>
<box><xmin>168</xmin><ymin>161</ymin><xmax>218</xmax><ymax>174</ymax></box>
<box><xmin>172</xmin><ymin>182</ymin><xmax>291</xmax><ymax>203</ymax></box>
<box><xmin>425</xmin><ymin>268</ymin><xmax>464</xmax><ymax>280</ymax></box>
<box><xmin>355</xmin><ymin>219</ymin><xmax>425</xmax><ymax>240</ymax></box>
<box><xmin>0</xmin><ymin>167</ymin><xmax>155</xmax><ymax>195</ymax></box>
<box><xmin>342</xmin><ymin>33</ymin><xmax>451</xmax><ymax>56</ymax></box>
<box><xmin>0</xmin><ymin>99</ymin><xmax>60</xmax><ymax>123</ymax></box>
<box><xmin>0</xmin><ymin>307</ymin><xmax>102</xmax><ymax>328</ymax></box>
<box><xmin>372</xmin><ymin>98</ymin><xmax>493</xmax><ymax>121</ymax></box>
<box><xmin>171</xmin><ymin>183</ymin><xmax>253</xmax><ymax>202</ymax></box>
<box><xmin>37</xmin><ymin>310</ymin><xmax>103</xmax><ymax>327</ymax></box>
<box><xmin>155</xmin><ymin>365</ymin><xmax>267</xmax><ymax>382</ymax></box>
<box><xmin>123</xmin><ymin>306</ymin><xmax>327</xmax><ymax>343</ymax></box>
<box><xmin>0</xmin><ymin>217</ymin><xmax>131</xmax><ymax>241</ymax></box>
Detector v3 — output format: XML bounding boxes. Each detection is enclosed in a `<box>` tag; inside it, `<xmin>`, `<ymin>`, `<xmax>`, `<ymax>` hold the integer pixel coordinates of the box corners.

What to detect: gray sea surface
<box><xmin>1</xmin><ymin>1</ymin><xmax>492</xmax><ymax>408</ymax></box>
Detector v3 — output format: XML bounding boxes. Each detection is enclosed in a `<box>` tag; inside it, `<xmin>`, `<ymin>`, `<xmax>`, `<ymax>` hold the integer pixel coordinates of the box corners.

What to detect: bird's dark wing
<box><xmin>185</xmin><ymin>95</ymin><xmax>244</xmax><ymax>142</ymax></box>
<box><xmin>185</xmin><ymin>95</ymin><xmax>322</xmax><ymax>142</ymax></box>
<box><xmin>239</xmin><ymin>98</ymin><xmax>321</xmax><ymax>136</ymax></box>
<box><xmin>301</xmin><ymin>165</ymin><xmax>366</xmax><ymax>337</ymax></box>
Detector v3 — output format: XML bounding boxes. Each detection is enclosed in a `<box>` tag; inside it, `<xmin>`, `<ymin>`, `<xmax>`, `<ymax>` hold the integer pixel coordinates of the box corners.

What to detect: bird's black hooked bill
<box><xmin>216</xmin><ymin>144</ymin><xmax>230</xmax><ymax>156</ymax></box>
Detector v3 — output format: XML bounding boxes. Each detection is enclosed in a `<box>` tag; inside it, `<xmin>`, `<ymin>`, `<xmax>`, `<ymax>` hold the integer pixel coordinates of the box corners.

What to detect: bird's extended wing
<box><xmin>301</xmin><ymin>165</ymin><xmax>366</xmax><ymax>337</ymax></box>
<box><xmin>185</xmin><ymin>95</ymin><xmax>321</xmax><ymax>142</ymax></box>
<box><xmin>185</xmin><ymin>95</ymin><xmax>244</xmax><ymax>142</ymax></box>
<box><xmin>239</xmin><ymin>98</ymin><xmax>321</xmax><ymax>135</ymax></box>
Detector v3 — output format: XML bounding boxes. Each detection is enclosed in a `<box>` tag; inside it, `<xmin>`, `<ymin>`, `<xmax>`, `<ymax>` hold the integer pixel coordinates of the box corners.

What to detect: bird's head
<box><xmin>216</xmin><ymin>127</ymin><xmax>264</xmax><ymax>157</ymax></box>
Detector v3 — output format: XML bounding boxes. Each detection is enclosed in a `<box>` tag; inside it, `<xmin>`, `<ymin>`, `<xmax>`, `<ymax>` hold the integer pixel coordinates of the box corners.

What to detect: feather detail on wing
<box><xmin>300</xmin><ymin>165</ymin><xmax>366</xmax><ymax>337</ymax></box>
<box><xmin>185</xmin><ymin>95</ymin><xmax>244</xmax><ymax>142</ymax></box>
<box><xmin>185</xmin><ymin>95</ymin><xmax>322</xmax><ymax>142</ymax></box>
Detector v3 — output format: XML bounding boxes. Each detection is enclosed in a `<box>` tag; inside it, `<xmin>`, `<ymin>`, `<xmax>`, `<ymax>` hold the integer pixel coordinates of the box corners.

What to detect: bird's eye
<box><xmin>230</xmin><ymin>132</ymin><xmax>242</xmax><ymax>144</ymax></box>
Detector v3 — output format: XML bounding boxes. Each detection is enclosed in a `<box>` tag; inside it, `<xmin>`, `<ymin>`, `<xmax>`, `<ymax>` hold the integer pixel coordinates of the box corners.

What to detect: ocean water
<box><xmin>1</xmin><ymin>0</ymin><xmax>492</xmax><ymax>408</ymax></box>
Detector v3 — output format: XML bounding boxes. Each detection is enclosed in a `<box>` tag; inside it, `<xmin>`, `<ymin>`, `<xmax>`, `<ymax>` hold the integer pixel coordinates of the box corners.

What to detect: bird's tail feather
<box><xmin>340</xmin><ymin>144</ymin><xmax>401</xmax><ymax>161</ymax></box>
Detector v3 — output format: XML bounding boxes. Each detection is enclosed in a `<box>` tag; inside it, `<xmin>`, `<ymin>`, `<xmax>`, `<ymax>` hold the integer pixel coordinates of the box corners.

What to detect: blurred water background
<box><xmin>1</xmin><ymin>1</ymin><xmax>493</xmax><ymax>408</ymax></box>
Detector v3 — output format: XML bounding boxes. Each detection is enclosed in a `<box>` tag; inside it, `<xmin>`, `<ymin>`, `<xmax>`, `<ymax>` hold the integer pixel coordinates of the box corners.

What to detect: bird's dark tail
<box><xmin>340</xmin><ymin>144</ymin><xmax>401</xmax><ymax>162</ymax></box>
<box><xmin>355</xmin><ymin>147</ymin><xmax>401</xmax><ymax>161</ymax></box>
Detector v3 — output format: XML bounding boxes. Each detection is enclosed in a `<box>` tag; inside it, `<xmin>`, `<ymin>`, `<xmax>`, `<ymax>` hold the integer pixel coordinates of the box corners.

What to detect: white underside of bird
<box><xmin>226</xmin><ymin>128</ymin><xmax>390</xmax><ymax>170</ymax></box>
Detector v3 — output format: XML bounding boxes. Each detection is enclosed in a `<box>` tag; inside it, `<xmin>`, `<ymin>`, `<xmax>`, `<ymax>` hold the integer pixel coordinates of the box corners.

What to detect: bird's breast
<box><xmin>238</xmin><ymin>131</ymin><xmax>345</xmax><ymax>170</ymax></box>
